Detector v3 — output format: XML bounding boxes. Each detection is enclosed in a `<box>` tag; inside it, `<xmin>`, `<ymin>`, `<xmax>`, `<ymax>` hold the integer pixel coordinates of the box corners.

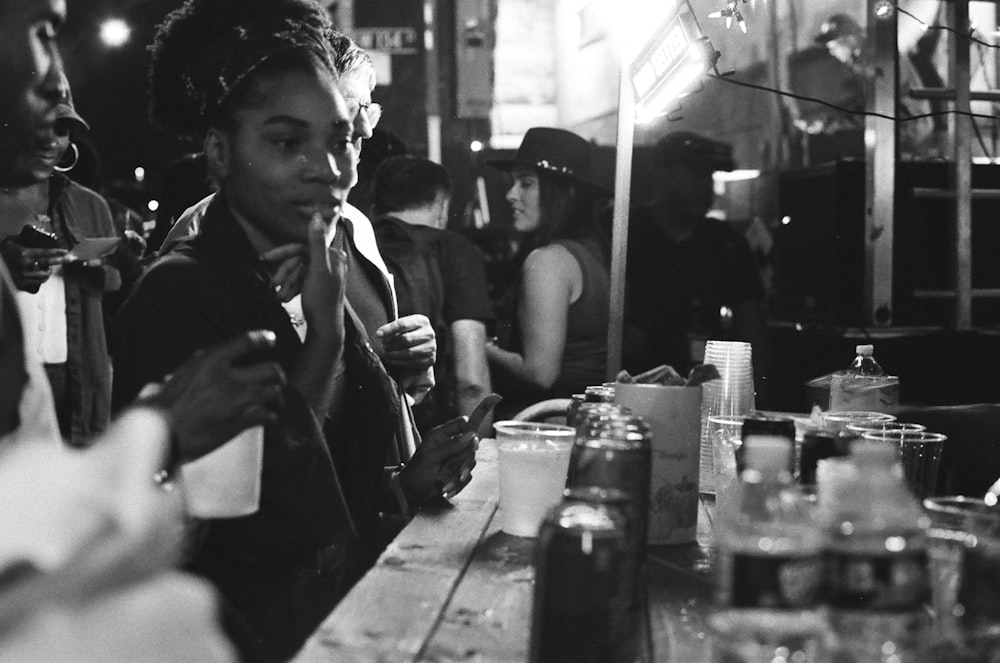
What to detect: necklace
<box><xmin>1</xmin><ymin>187</ymin><xmax>52</xmax><ymax>228</ymax></box>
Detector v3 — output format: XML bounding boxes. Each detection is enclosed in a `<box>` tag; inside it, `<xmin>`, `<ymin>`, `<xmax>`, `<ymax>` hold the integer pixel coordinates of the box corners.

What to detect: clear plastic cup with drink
<box><xmin>495</xmin><ymin>421</ymin><xmax>576</xmax><ymax>537</ymax></box>
<box><xmin>861</xmin><ymin>430</ymin><xmax>946</xmax><ymax>499</ymax></box>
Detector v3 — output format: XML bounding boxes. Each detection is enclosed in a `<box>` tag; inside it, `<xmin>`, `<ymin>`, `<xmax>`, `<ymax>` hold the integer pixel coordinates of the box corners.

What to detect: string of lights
<box><xmin>706</xmin><ymin>72</ymin><xmax>999</xmax><ymax>124</ymax></box>
<box><xmin>895</xmin><ymin>5</ymin><xmax>999</xmax><ymax>50</ymax></box>
<box><xmin>707</xmin><ymin>0</ymin><xmax>752</xmax><ymax>34</ymax></box>
<box><xmin>701</xmin><ymin>2</ymin><xmax>1000</xmax><ymax>156</ymax></box>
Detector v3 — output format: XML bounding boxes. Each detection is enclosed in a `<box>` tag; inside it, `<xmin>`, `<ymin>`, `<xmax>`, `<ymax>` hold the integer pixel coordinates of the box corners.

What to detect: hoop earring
<box><xmin>54</xmin><ymin>142</ymin><xmax>79</xmax><ymax>173</ymax></box>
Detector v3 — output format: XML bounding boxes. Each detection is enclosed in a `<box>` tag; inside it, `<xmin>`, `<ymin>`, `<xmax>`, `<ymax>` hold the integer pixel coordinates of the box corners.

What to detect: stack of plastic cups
<box><xmin>699</xmin><ymin>341</ymin><xmax>755</xmax><ymax>494</ymax></box>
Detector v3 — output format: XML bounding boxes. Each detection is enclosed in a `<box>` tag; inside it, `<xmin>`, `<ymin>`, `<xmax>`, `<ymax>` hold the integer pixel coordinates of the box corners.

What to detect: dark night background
<box><xmin>60</xmin><ymin>0</ymin><xmax>494</xmax><ymax>228</ymax></box>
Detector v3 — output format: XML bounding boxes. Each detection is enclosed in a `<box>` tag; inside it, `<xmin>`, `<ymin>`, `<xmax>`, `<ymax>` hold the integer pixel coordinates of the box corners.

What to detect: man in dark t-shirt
<box><xmin>372</xmin><ymin>156</ymin><xmax>494</xmax><ymax>434</ymax></box>
<box><xmin>624</xmin><ymin>131</ymin><xmax>769</xmax><ymax>399</ymax></box>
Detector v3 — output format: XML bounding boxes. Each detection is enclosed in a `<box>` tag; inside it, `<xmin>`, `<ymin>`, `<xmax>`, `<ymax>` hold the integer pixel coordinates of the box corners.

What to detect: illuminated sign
<box><xmin>628</xmin><ymin>2</ymin><xmax>707</xmax><ymax>122</ymax></box>
<box><xmin>352</xmin><ymin>27</ymin><xmax>419</xmax><ymax>54</ymax></box>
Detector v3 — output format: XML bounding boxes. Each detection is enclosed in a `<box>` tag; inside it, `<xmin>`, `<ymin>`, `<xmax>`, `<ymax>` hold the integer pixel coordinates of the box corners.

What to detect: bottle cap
<box><xmin>855</xmin><ymin>344</ymin><xmax>874</xmax><ymax>356</ymax></box>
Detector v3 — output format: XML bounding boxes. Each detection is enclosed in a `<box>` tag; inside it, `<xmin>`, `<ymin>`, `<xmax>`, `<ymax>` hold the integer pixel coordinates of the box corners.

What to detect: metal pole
<box><xmin>952</xmin><ymin>0</ymin><xmax>973</xmax><ymax>329</ymax></box>
<box><xmin>864</xmin><ymin>0</ymin><xmax>897</xmax><ymax>326</ymax></box>
<box><xmin>606</xmin><ymin>49</ymin><xmax>636</xmax><ymax>380</ymax></box>
<box><xmin>424</xmin><ymin>0</ymin><xmax>443</xmax><ymax>163</ymax></box>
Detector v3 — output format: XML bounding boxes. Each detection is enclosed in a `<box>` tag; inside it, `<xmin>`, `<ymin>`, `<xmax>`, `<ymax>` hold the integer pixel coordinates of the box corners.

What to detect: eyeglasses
<box><xmin>344</xmin><ymin>99</ymin><xmax>382</xmax><ymax>128</ymax></box>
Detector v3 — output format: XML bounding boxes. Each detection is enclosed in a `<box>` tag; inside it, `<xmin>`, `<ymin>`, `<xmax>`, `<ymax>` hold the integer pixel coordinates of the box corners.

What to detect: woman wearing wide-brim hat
<box><xmin>485</xmin><ymin>127</ymin><xmax>613</xmax><ymax>417</ymax></box>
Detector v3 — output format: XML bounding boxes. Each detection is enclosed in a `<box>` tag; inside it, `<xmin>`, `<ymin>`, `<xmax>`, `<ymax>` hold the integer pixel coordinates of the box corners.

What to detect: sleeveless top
<box><xmin>552</xmin><ymin>236</ymin><xmax>610</xmax><ymax>397</ymax></box>
<box><xmin>494</xmin><ymin>234</ymin><xmax>610</xmax><ymax>418</ymax></box>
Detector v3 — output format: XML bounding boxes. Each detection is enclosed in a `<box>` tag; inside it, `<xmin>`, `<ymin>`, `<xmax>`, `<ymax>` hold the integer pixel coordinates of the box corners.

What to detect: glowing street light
<box><xmin>100</xmin><ymin>18</ymin><xmax>131</xmax><ymax>48</ymax></box>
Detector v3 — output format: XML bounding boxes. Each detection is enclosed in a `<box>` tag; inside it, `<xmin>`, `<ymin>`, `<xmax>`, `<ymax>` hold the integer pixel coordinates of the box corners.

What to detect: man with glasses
<box><xmin>331</xmin><ymin>30</ymin><xmax>383</xmax><ymax>152</ymax></box>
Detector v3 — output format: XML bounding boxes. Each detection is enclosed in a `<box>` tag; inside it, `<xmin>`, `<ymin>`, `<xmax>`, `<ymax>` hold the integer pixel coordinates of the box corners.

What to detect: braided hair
<box><xmin>148</xmin><ymin>0</ymin><xmax>335</xmax><ymax>139</ymax></box>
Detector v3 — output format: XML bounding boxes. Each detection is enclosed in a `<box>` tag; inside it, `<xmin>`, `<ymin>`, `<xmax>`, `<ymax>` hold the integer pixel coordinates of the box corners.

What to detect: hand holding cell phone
<box><xmin>18</xmin><ymin>225</ymin><xmax>60</xmax><ymax>249</ymax></box>
<box><xmin>402</xmin><ymin>394</ymin><xmax>502</xmax><ymax>503</ymax></box>
<box><xmin>1</xmin><ymin>226</ymin><xmax>67</xmax><ymax>293</ymax></box>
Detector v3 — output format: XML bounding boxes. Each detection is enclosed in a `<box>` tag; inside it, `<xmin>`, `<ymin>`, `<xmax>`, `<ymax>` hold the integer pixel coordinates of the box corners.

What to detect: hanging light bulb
<box><xmin>708</xmin><ymin>0</ymin><xmax>753</xmax><ymax>33</ymax></box>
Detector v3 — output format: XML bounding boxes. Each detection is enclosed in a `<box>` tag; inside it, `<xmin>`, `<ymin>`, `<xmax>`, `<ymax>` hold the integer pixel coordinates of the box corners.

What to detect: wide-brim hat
<box><xmin>487</xmin><ymin>127</ymin><xmax>612</xmax><ymax>197</ymax></box>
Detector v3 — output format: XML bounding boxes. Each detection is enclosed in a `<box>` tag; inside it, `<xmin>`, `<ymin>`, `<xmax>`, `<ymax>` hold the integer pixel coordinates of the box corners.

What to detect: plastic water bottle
<box><xmin>829</xmin><ymin>344</ymin><xmax>899</xmax><ymax>412</ymax></box>
<box><xmin>823</xmin><ymin>441</ymin><xmax>931</xmax><ymax>662</ymax></box>
<box><xmin>712</xmin><ymin>435</ymin><xmax>827</xmax><ymax>661</ymax></box>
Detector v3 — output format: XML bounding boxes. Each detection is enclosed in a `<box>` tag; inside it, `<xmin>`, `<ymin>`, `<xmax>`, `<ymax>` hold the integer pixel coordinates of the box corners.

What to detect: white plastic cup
<box><xmin>495</xmin><ymin>421</ymin><xmax>575</xmax><ymax>537</ymax></box>
<box><xmin>180</xmin><ymin>426</ymin><xmax>264</xmax><ymax>518</ymax></box>
<box><xmin>708</xmin><ymin>415</ymin><xmax>746</xmax><ymax>499</ymax></box>
<box><xmin>823</xmin><ymin>410</ymin><xmax>895</xmax><ymax>434</ymax></box>
<box><xmin>861</xmin><ymin>430</ymin><xmax>946</xmax><ymax>499</ymax></box>
<box><xmin>699</xmin><ymin>341</ymin><xmax>755</xmax><ymax>493</ymax></box>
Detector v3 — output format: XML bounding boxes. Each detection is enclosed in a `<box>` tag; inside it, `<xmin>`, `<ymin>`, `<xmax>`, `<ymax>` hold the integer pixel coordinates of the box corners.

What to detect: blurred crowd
<box><xmin>0</xmin><ymin>0</ymin><xmax>768</xmax><ymax>661</ymax></box>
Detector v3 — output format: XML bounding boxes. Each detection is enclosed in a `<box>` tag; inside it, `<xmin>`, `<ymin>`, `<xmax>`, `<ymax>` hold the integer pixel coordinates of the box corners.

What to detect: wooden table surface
<box><xmin>293</xmin><ymin>441</ymin><xmax>719</xmax><ymax>663</ymax></box>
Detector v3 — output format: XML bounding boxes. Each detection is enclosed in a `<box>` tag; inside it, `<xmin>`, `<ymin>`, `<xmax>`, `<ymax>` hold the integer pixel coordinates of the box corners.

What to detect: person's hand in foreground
<box><xmin>400</xmin><ymin>416</ymin><xmax>478</xmax><ymax>506</ymax></box>
<box><xmin>377</xmin><ymin>314</ymin><xmax>437</xmax><ymax>373</ymax></box>
<box><xmin>0</xmin><ymin>237</ymin><xmax>68</xmax><ymax>294</ymax></box>
<box><xmin>0</xmin><ymin>410</ymin><xmax>183</xmax><ymax>617</ymax></box>
<box><xmin>144</xmin><ymin>330</ymin><xmax>287</xmax><ymax>464</ymax></box>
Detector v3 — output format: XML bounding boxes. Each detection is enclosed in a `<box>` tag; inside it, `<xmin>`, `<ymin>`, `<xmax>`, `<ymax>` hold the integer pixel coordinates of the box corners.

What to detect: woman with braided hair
<box><xmin>113</xmin><ymin>0</ymin><xmax>475</xmax><ymax>659</ymax></box>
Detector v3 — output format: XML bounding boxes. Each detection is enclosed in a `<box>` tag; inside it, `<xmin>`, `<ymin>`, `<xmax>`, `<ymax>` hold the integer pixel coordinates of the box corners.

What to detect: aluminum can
<box><xmin>569</xmin><ymin>414</ymin><xmax>652</xmax><ymax>553</ymax></box>
<box><xmin>798</xmin><ymin>428</ymin><xmax>852</xmax><ymax>485</ymax></box>
<box><xmin>568</xmin><ymin>401</ymin><xmax>630</xmax><ymax>434</ymax></box>
<box><xmin>584</xmin><ymin>385</ymin><xmax>616</xmax><ymax>403</ymax></box>
<box><xmin>529</xmin><ymin>498</ymin><xmax>632</xmax><ymax>663</ymax></box>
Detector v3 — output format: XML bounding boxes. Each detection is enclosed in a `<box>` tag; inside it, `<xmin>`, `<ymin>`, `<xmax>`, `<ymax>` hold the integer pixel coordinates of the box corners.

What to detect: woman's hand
<box><xmin>300</xmin><ymin>214</ymin><xmax>346</xmax><ymax>338</ymax></box>
<box><xmin>400</xmin><ymin>416</ymin><xmax>478</xmax><ymax>505</ymax></box>
<box><xmin>0</xmin><ymin>237</ymin><xmax>67</xmax><ymax>293</ymax></box>
<box><xmin>377</xmin><ymin>314</ymin><xmax>437</xmax><ymax>372</ymax></box>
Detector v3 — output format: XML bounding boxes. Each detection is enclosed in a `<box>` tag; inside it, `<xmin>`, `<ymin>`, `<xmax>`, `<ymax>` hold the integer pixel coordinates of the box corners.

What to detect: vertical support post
<box><xmin>864</xmin><ymin>0</ymin><xmax>897</xmax><ymax>326</ymax></box>
<box><xmin>951</xmin><ymin>0</ymin><xmax>973</xmax><ymax>329</ymax></box>
<box><xmin>424</xmin><ymin>0</ymin><xmax>443</xmax><ymax>163</ymax></box>
<box><xmin>606</xmin><ymin>51</ymin><xmax>635</xmax><ymax>380</ymax></box>
<box><xmin>766</xmin><ymin>0</ymin><xmax>785</xmax><ymax>167</ymax></box>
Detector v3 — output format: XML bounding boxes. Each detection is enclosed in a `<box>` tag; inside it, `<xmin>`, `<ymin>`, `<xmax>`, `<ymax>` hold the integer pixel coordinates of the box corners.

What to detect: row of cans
<box><xmin>530</xmin><ymin>400</ymin><xmax>653</xmax><ymax>663</ymax></box>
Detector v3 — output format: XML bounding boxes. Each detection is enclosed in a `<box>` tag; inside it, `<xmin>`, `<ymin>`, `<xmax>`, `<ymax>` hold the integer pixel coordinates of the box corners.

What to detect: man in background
<box><xmin>814</xmin><ymin>12</ymin><xmax>947</xmax><ymax>159</ymax></box>
<box><xmin>624</xmin><ymin>131</ymin><xmax>770</xmax><ymax>403</ymax></box>
<box><xmin>372</xmin><ymin>156</ymin><xmax>494</xmax><ymax>435</ymax></box>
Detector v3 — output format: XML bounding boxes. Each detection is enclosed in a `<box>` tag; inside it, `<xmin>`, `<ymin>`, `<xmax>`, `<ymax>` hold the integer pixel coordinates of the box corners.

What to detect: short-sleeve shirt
<box><xmin>374</xmin><ymin>217</ymin><xmax>494</xmax><ymax>430</ymax></box>
<box><xmin>624</xmin><ymin>206</ymin><xmax>763</xmax><ymax>374</ymax></box>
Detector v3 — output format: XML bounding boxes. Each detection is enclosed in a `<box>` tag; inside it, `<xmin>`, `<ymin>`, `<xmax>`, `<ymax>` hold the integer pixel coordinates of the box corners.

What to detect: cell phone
<box><xmin>465</xmin><ymin>393</ymin><xmax>502</xmax><ymax>436</ymax></box>
<box><xmin>18</xmin><ymin>225</ymin><xmax>59</xmax><ymax>249</ymax></box>
<box><xmin>436</xmin><ymin>393</ymin><xmax>501</xmax><ymax>500</ymax></box>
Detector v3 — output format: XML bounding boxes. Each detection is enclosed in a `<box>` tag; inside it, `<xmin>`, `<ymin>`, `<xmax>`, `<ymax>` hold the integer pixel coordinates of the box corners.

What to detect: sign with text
<box><xmin>352</xmin><ymin>27</ymin><xmax>419</xmax><ymax>55</ymax></box>
<box><xmin>628</xmin><ymin>2</ymin><xmax>706</xmax><ymax>115</ymax></box>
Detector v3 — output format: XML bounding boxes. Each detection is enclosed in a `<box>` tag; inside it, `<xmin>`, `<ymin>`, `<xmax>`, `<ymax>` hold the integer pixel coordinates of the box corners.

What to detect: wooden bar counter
<box><xmin>293</xmin><ymin>441</ymin><xmax>718</xmax><ymax>662</ymax></box>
